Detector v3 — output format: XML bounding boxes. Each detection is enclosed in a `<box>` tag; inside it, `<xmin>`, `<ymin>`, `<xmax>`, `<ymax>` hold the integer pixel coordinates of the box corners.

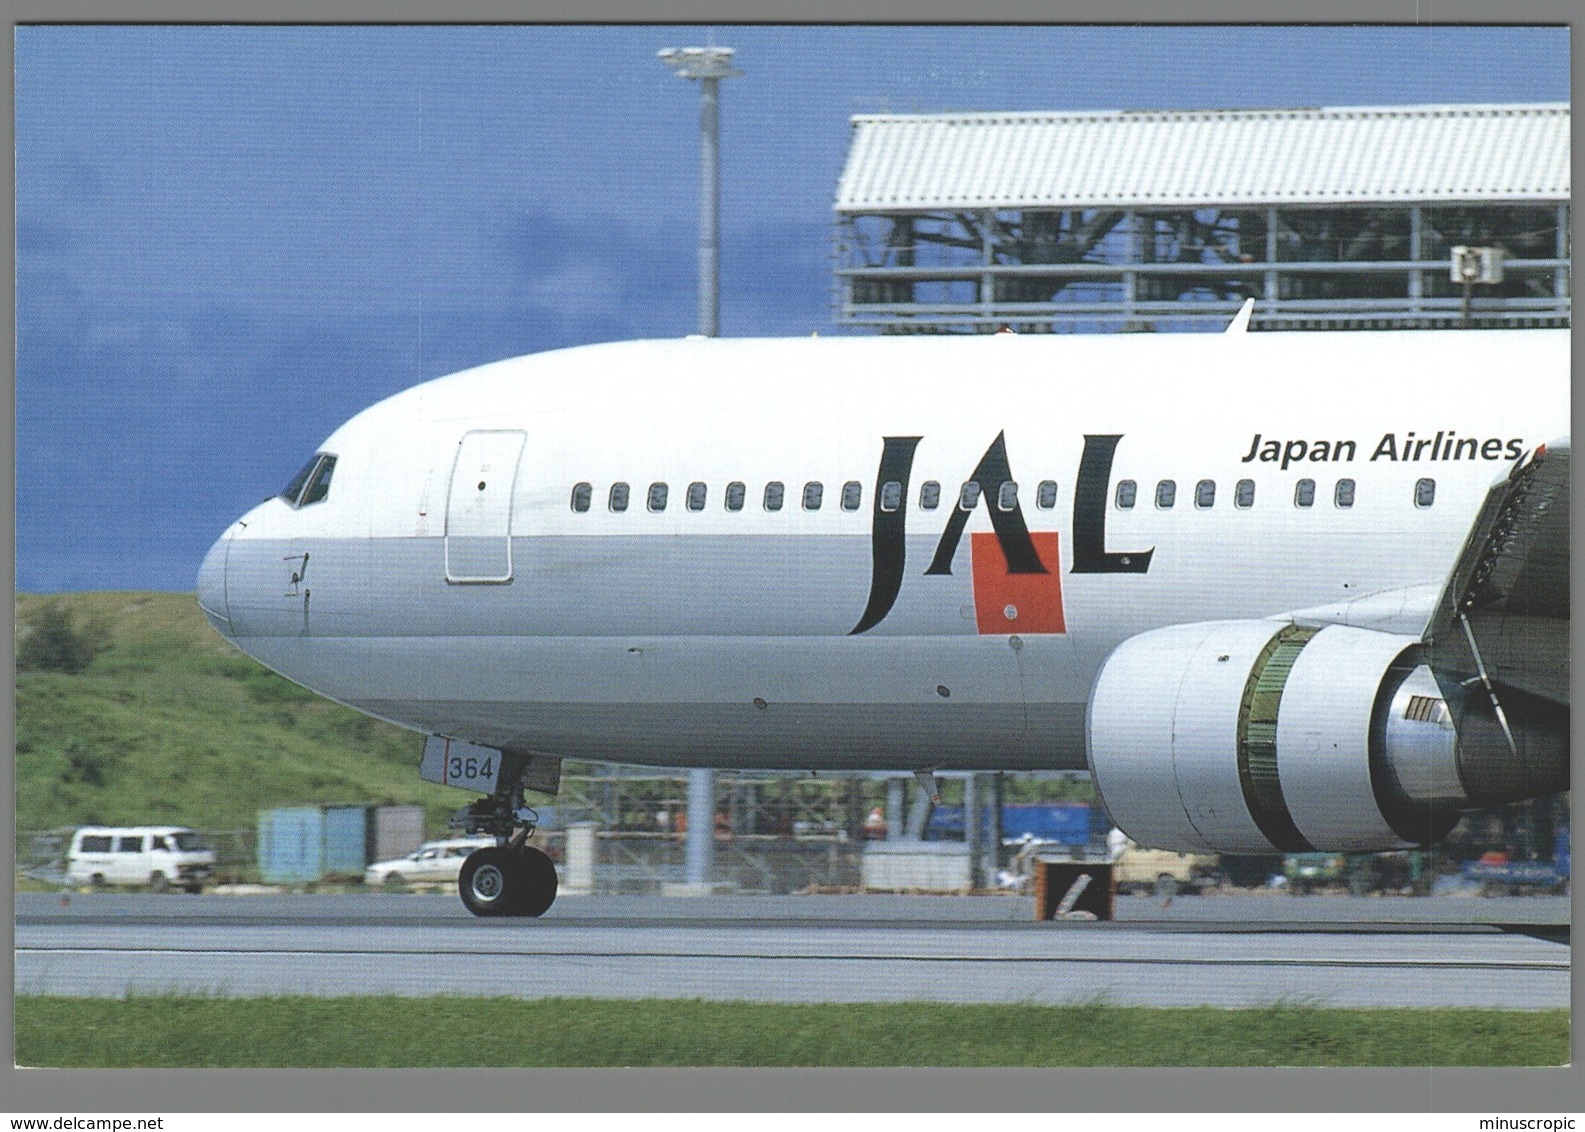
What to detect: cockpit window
<box><xmin>300</xmin><ymin>456</ymin><xmax>336</xmax><ymax>505</ymax></box>
<box><xmin>280</xmin><ymin>457</ymin><xmax>319</xmax><ymax>504</ymax></box>
<box><xmin>280</xmin><ymin>454</ymin><xmax>336</xmax><ymax>508</ymax></box>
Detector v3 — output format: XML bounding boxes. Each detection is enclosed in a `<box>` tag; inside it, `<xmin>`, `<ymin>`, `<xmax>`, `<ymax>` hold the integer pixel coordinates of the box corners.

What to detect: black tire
<box><xmin>150</xmin><ymin>872</ymin><xmax>170</xmax><ymax>894</ymax></box>
<box><xmin>458</xmin><ymin>845</ymin><xmax>559</xmax><ymax>918</ymax></box>
<box><xmin>90</xmin><ymin>873</ymin><xmax>106</xmax><ymax>891</ymax></box>
<box><xmin>517</xmin><ymin>846</ymin><xmax>559</xmax><ymax>918</ymax></box>
<box><xmin>185</xmin><ymin>884</ymin><xmax>203</xmax><ymax>895</ymax></box>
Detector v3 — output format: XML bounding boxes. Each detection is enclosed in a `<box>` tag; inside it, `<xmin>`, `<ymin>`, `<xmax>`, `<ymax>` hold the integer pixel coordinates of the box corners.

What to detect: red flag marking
<box><xmin>971</xmin><ymin>531</ymin><xmax>1066</xmax><ymax>635</ymax></box>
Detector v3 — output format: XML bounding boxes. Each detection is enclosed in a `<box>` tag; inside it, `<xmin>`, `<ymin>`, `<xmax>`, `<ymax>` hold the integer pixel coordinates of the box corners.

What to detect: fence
<box><xmin>16</xmin><ymin>828</ymin><xmax>73</xmax><ymax>883</ymax></box>
<box><xmin>593</xmin><ymin>833</ymin><xmax>862</xmax><ymax>894</ymax></box>
<box><xmin>18</xmin><ymin>826</ymin><xmax>861</xmax><ymax>893</ymax></box>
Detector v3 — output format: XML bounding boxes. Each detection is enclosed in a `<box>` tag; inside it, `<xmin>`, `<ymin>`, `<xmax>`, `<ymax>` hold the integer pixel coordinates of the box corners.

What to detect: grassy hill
<box><xmin>15</xmin><ymin>591</ymin><xmax>464</xmax><ymax>835</ymax></box>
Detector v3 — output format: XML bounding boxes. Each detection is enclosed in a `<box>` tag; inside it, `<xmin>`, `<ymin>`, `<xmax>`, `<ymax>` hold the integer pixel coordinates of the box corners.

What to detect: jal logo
<box><xmin>850</xmin><ymin>432</ymin><xmax>1152</xmax><ymax>635</ymax></box>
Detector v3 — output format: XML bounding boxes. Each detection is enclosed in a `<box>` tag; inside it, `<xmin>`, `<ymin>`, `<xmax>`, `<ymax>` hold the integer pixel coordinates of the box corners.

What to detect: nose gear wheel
<box><xmin>458</xmin><ymin>845</ymin><xmax>558</xmax><ymax>917</ymax></box>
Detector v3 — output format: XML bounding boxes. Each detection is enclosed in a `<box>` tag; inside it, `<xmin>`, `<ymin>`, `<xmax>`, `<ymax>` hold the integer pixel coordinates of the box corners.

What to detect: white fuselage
<box><xmin>197</xmin><ymin>329</ymin><xmax>1567</xmax><ymax>772</ymax></box>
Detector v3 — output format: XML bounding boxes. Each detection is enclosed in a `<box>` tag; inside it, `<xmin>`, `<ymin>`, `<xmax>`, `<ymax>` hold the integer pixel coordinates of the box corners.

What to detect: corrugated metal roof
<box><xmin>835</xmin><ymin>103</ymin><xmax>1570</xmax><ymax>212</ymax></box>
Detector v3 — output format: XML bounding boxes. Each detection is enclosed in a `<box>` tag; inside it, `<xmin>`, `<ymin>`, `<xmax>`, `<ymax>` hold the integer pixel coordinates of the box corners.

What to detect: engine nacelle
<box><xmin>1087</xmin><ymin>621</ymin><xmax>1466</xmax><ymax>854</ymax></box>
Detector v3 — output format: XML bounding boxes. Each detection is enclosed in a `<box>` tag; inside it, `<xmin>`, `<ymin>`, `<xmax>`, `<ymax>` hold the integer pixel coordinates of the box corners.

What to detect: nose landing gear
<box><xmin>448</xmin><ymin>748</ymin><xmax>561</xmax><ymax>918</ymax></box>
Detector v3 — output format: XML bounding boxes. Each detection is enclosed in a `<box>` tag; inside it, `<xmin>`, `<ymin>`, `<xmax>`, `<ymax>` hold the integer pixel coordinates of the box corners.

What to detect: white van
<box><xmin>67</xmin><ymin>826</ymin><xmax>216</xmax><ymax>893</ymax></box>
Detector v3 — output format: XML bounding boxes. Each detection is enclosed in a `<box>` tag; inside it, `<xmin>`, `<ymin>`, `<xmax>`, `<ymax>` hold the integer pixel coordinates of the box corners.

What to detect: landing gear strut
<box><xmin>450</xmin><ymin>750</ymin><xmax>559</xmax><ymax>918</ymax></box>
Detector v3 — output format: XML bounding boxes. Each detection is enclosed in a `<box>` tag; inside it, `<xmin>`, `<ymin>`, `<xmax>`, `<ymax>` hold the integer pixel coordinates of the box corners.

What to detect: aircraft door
<box><xmin>445</xmin><ymin>430</ymin><xmax>527</xmax><ymax>583</ymax></box>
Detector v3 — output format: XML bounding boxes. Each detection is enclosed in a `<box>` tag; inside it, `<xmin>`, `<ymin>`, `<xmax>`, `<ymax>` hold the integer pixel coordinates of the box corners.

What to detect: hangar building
<box><xmin>833</xmin><ymin>102</ymin><xmax>1569</xmax><ymax>332</ymax></box>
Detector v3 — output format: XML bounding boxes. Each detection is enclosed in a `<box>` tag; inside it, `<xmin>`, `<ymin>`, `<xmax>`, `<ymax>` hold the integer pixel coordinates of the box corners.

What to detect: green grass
<box><xmin>15</xmin><ymin>591</ymin><xmax>463</xmax><ymax>834</ymax></box>
<box><xmin>14</xmin><ymin>996</ymin><xmax>1569</xmax><ymax>1067</ymax></box>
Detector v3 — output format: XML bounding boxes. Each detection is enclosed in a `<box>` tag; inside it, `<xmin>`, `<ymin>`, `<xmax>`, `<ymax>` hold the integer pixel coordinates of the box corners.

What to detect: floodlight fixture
<box><xmin>657</xmin><ymin>43</ymin><xmax>741</xmax><ymax>341</ymax></box>
<box><xmin>657</xmin><ymin>46</ymin><xmax>742</xmax><ymax>81</ymax></box>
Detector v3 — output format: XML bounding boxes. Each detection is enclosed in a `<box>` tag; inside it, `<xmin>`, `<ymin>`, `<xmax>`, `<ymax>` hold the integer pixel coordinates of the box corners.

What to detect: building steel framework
<box><xmin>834</xmin><ymin>107</ymin><xmax>1570</xmax><ymax>333</ymax></box>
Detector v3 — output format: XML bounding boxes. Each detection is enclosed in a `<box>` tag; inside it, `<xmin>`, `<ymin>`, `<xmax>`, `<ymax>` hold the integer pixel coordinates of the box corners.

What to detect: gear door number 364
<box><xmin>419</xmin><ymin>735</ymin><xmax>506</xmax><ymax>793</ymax></box>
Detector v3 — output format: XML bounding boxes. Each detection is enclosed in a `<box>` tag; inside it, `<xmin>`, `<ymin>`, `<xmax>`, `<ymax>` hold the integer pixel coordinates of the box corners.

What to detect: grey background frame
<box><xmin>4</xmin><ymin>0</ymin><xmax>1580</xmax><ymax>1114</ymax></box>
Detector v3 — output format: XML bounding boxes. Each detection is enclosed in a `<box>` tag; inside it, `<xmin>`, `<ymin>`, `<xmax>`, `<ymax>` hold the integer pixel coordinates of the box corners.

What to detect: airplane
<box><xmin>196</xmin><ymin>316</ymin><xmax>1569</xmax><ymax>917</ymax></box>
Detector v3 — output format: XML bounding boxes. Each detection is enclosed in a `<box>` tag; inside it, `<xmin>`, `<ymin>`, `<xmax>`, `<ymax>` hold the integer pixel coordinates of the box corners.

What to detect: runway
<box><xmin>15</xmin><ymin>892</ymin><xmax>1569</xmax><ymax>1009</ymax></box>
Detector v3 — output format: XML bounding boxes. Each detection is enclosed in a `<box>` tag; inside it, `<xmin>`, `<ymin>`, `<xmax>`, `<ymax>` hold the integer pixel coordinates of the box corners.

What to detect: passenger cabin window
<box><xmin>880</xmin><ymin>480</ymin><xmax>902</xmax><ymax>512</ymax></box>
<box><xmin>117</xmin><ymin>837</ymin><xmax>143</xmax><ymax>853</ymax></box>
<box><xmin>280</xmin><ymin>453</ymin><xmax>337</xmax><ymax>508</ymax></box>
<box><xmin>686</xmin><ymin>482</ymin><xmax>707</xmax><ymax>511</ymax></box>
<box><xmin>1037</xmin><ymin>480</ymin><xmax>1058</xmax><ymax>509</ymax></box>
<box><xmin>958</xmin><ymin>482</ymin><xmax>982</xmax><ymax>511</ymax></box>
<box><xmin>725</xmin><ymin>481</ymin><xmax>746</xmax><ymax>511</ymax></box>
<box><xmin>80</xmin><ymin>836</ymin><xmax>112</xmax><ymax>853</ymax></box>
<box><xmin>1294</xmin><ymin>479</ymin><xmax>1316</xmax><ymax>508</ymax></box>
<box><xmin>1415</xmin><ymin>478</ymin><xmax>1436</xmax><ymax>508</ymax></box>
<box><xmin>920</xmin><ymin>481</ymin><xmax>941</xmax><ymax>510</ymax></box>
<box><xmin>648</xmin><ymin>483</ymin><xmax>669</xmax><ymax>512</ymax></box>
<box><xmin>841</xmin><ymin>481</ymin><xmax>863</xmax><ymax>511</ymax></box>
<box><xmin>997</xmin><ymin>481</ymin><xmax>1018</xmax><ymax>512</ymax></box>
<box><xmin>609</xmin><ymin>483</ymin><xmax>630</xmax><ymax>512</ymax></box>
<box><xmin>803</xmin><ymin>482</ymin><xmax>824</xmax><ymax>511</ymax></box>
<box><xmin>1115</xmin><ymin>480</ymin><xmax>1137</xmax><ymax>509</ymax></box>
<box><xmin>571</xmin><ymin>483</ymin><xmax>592</xmax><ymax>513</ymax></box>
<box><xmin>1335</xmin><ymin>478</ymin><xmax>1356</xmax><ymax>508</ymax></box>
<box><xmin>1155</xmin><ymin>480</ymin><xmax>1176</xmax><ymax>509</ymax></box>
<box><xmin>1195</xmin><ymin>479</ymin><xmax>1216</xmax><ymax>509</ymax></box>
<box><xmin>764</xmin><ymin>482</ymin><xmax>785</xmax><ymax>511</ymax></box>
<box><xmin>1235</xmin><ymin>479</ymin><xmax>1255</xmax><ymax>509</ymax></box>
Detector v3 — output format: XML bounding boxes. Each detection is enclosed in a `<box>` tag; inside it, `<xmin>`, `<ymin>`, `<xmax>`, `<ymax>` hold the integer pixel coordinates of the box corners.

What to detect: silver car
<box><xmin>364</xmin><ymin>837</ymin><xmax>496</xmax><ymax>886</ymax></box>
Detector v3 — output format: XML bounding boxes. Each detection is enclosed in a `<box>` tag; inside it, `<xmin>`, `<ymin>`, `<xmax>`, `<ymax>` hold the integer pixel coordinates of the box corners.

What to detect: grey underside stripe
<box><xmin>226</xmin><ymin>533</ymin><xmax>1094</xmax><ymax>770</ymax></box>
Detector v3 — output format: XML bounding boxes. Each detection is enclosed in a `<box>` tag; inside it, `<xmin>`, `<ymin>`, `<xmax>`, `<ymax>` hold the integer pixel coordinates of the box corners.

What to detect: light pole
<box><xmin>658</xmin><ymin>45</ymin><xmax>740</xmax><ymax>338</ymax></box>
<box><xmin>658</xmin><ymin>45</ymin><xmax>740</xmax><ymax>893</ymax></box>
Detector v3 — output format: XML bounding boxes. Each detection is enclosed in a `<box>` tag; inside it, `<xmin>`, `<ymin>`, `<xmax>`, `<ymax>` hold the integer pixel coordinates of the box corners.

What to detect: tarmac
<box><xmin>15</xmin><ymin>890</ymin><xmax>1569</xmax><ymax>1008</ymax></box>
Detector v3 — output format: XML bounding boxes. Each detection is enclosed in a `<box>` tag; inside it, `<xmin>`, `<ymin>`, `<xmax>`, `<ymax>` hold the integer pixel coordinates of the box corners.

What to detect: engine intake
<box><xmin>1086</xmin><ymin>621</ymin><xmax>1465</xmax><ymax>854</ymax></box>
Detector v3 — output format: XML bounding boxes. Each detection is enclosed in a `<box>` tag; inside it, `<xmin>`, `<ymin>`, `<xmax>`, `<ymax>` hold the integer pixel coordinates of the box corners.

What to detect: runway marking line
<box><xmin>16</xmin><ymin>946</ymin><xmax>1568</xmax><ymax>972</ymax></box>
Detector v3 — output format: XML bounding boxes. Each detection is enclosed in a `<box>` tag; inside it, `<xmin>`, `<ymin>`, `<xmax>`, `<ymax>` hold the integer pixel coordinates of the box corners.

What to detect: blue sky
<box><xmin>15</xmin><ymin>25</ymin><xmax>1570</xmax><ymax>592</ymax></box>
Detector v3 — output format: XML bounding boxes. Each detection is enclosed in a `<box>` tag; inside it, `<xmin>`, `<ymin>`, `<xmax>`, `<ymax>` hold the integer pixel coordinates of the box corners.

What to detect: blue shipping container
<box><xmin>258</xmin><ymin>804</ymin><xmax>373</xmax><ymax>883</ymax></box>
<box><xmin>925</xmin><ymin>803</ymin><xmax>1092</xmax><ymax>845</ymax></box>
<box><xmin>321</xmin><ymin>804</ymin><xmax>369</xmax><ymax>874</ymax></box>
<box><xmin>1003</xmin><ymin>803</ymin><xmax>1092</xmax><ymax>844</ymax></box>
<box><xmin>258</xmin><ymin>807</ymin><xmax>323</xmax><ymax>884</ymax></box>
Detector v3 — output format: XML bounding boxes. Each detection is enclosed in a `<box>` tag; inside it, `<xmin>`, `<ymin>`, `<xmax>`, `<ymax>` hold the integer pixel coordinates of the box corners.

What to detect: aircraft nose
<box><xmin>196</xmin><ymin>526</ymin><xmax>232</xmax><ymax>636</ymax></box>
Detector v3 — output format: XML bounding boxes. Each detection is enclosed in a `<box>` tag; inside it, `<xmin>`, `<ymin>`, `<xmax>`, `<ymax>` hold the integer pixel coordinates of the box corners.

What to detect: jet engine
<box><xmin>1087</xmin><ymin>620</ymin><xmax>1498</xmax><ymax>854</ymax></box>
